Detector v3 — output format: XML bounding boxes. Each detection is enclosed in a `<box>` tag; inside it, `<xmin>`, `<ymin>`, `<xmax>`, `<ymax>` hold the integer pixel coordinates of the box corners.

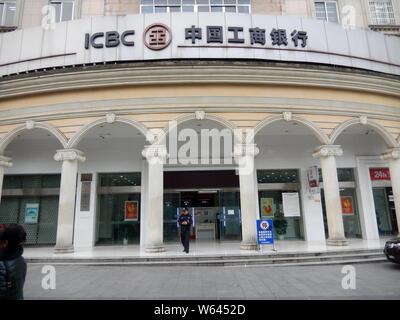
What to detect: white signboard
<box><xmin>282</xmin><ymin>192</ymin><xmax>301</xmax><ymax>217</ymax></box>
<box><xmin>0</xmin><ymin>13</ymin><xmax>399</xmax><ymax>77</ymax></box>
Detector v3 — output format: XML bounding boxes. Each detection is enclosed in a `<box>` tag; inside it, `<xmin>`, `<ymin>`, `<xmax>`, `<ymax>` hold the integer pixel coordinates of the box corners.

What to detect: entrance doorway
<box><xmin>373</xmin><ymin>187</ymin><xmax>398</xmax><ymax>236</ymax></box>
<box><xmin>163</xmin><ymin>170</ymin><xmax>241</xmax><ymax>242</ymax></box>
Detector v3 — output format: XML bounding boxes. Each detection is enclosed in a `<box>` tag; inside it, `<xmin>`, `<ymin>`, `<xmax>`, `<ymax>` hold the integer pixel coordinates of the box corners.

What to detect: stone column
<box><xmin>313</xmin><ymin>145</ymin><xmax>347</xmax><ymax>246</ymax></box>
<box><xmin>234</xmin><ymin>143</ymin><xmax>260</xmax><ymax>250</ymax></box>
<box><xmin>381</xmin><ymin>148</ymin><xmax>400</xmax><ymax>236</ymax></box>
<box><xmin>0</xmin><ymin>156</ymin><xmax>12</xmax><ymax>204</ymax></box>
<box><xmin>142</xmin><ymin>145</ymin><xmax>167</xmax><ymax>253</ymax></box>
<box><xmin>54</xmin><ymin>149</ymin><xmax>86</xmax><ymax>253</ymax></box>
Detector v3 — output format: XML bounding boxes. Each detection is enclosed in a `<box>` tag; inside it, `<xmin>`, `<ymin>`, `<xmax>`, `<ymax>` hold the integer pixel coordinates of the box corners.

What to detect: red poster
<box><xmin>124</xmin><ymin>201</ymin><xmax>138</xmax><ymax>221</ymax></box>
<box><xmin>369</xmin><ymin>168</ymin><xmax>391</xmax><ymax>181</ymax></box>
<box><xmin>341</xmin><ymin>196</ymin><xmax>354</xmax><ymax>215</ymax></box>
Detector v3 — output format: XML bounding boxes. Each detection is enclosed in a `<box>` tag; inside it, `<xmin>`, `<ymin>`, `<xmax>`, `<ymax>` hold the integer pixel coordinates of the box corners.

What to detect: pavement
<box><xmin>24</xmin><ymin>261</ymin><xmax>400</xmax><ymax>300</ymax></box>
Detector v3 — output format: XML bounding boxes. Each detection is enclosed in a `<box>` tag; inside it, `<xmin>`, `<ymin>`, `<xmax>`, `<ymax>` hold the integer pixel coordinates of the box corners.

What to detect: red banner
<box><xmin>369</xmin><ymin>168</ymin><xmax>391</xmax><ymax>181</ymax></box>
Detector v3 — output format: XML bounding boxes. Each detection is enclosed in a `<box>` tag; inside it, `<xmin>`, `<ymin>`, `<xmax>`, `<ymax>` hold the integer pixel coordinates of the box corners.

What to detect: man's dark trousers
<box><xmin>180</xmin><ymin>226</ymin><xmax>190</xmax><ymax>253</ymax></box>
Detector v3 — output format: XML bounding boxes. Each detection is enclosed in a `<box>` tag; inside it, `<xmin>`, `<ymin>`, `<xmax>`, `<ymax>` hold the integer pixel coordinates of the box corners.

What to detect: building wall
<box><xmin>9</xmin><ymin>0</ymin><xmax>400</xmax><ymax>34</ymax></box>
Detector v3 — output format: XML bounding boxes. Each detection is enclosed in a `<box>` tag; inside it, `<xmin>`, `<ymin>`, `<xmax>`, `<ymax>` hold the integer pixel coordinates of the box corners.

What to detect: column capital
<box><xmin>142</xmin><ymin>144</ymin><xmax>168</xmax><ymax>162</ymax></box>
<box><xmin>312</xmin><ymin>145</ymin><xmax>343</xmax><ymax>158</ymax></box>
<box><xmin>381</xmin><ymin>148</ymin><xmax>400</xmax><ymax>161</ymax></box>
<box><xmin>233</xmin><ymin>143</ymin><xmax>259</xmax><ymax>158</ymax></box>
<box><xmin>54</xmin><ymin>149</ymin><xmax>86</xmax><ymax>162</ymax></box>
<box><xmin>0</xmin><ymin>155</ymin><xmax>12</xmax><ymax>168</ymax></box>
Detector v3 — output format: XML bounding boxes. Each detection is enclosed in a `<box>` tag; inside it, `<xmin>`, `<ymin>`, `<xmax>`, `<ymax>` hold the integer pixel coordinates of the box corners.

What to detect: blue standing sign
<box><xmin>256</xmin><ymin>219</ymin><xmax>274</xmax><ymax>245</ymax></box>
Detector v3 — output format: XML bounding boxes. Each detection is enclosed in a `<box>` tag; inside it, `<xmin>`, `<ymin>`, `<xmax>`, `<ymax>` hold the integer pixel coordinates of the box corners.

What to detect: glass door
<box><xmin>373</xmin><ymin>187</ymin><xmax>395</xmax><ymax>236</ymax></box>
<box><xmin>163</xmin><ymin>192</ymin><xmax>180</xmax><ymax>242</ymax></box>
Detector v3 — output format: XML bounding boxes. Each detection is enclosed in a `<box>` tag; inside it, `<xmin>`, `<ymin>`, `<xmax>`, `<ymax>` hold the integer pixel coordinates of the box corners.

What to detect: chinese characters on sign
<box><xmin>256</xmin><ymin>219</ymin><xmax>274</xmax><ymax>245</ymax></box>
<box><xmin>186</xmin><ymin>25</ymin><xmax>308</xmax><ymax>47</ymax></box>
<box><xmin>84</xmin><ymin>24</ymin><xmax>308</xmax><ymax>50</ymax></box>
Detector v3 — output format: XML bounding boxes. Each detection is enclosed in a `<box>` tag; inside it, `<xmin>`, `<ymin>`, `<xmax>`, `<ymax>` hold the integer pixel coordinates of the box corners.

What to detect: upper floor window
<box><xmin>0</xmin><ymin>1</ymin><xmax>16</xmax><ymax>26</ymax></box>
<box><xmin>50</xmin><ymin>0</ymin><xmax>75</xmax><ymax>22</ymax></box>
<box><xmin>140</xmin><ymin>0</ymin><xmax>251</xmax><ymax>14</ymax></box>
<box><xmin>314</xmin><ymin>1</ymin><xmax>338</xmax><ymax>23</ymax></box>
<box><xmin>369</xmin><ymin>0</ymin><xmax>395</xmax><ymax>25</ymax></box>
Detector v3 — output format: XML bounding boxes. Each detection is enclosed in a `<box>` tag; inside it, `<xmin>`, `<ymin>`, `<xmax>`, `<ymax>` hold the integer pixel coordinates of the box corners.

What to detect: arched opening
<box><xmin>254</xmin><ymin>118</ymin><xmax>326</xmax><ymax>242</ymax></box>
<box><xmin>162</xmin><ymin>117</ymin><xmax>242</xmax><ymax>244</ymax></box>
<box><xmin>0</xmin><ymin>127</ymin><xmax>65</xmax><ymax>245</ymax></box>
<box><xmin>72</xmin><ymin>119</ymin><xmax>147</xmax><ymax>247</ymax></box>
<box><xmin>333</xmin><ymin>122</ymin><xmax>399</xmax><ymax>238</ymax></box>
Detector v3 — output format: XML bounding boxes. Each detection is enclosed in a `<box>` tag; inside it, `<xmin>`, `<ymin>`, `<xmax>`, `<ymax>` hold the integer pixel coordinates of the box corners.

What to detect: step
<box><xmin>25</xmin><ymin>248</ymin><xmax>384</xmax><ymax>264</ymax></box>
<box><xmin>26</xmin><ymin>251</ymin><xmax>386</xmax><ymax>267</ymax></box>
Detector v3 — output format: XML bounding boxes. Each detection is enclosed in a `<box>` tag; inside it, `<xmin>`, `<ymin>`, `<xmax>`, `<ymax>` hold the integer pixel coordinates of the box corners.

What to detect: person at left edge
<box><xmin>178</xmin><ymin>208</ymin><xmax>193</xmax><ymax>254</ymax></box>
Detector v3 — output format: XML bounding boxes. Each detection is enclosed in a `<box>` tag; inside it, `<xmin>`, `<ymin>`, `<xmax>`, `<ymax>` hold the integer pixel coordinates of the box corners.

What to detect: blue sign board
<box><xmin>256</xmin><ymin>219</ymin><xmax>274</xmax><ymax>244</ymax></box>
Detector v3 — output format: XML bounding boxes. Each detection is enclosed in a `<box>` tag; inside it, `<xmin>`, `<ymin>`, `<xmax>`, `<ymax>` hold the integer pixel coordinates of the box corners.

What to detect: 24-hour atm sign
<box><xmin>84</xmin><ymin>23</ymin><xmax>308</xmax><ymax>51</ymax></box>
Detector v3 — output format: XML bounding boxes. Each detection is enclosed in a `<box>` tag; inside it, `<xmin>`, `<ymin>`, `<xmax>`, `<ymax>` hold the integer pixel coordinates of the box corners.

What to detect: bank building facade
<box><xmin>0</xmin><ymin>0</ymin><xmax>399</xmax><ymax>254</ymax></box>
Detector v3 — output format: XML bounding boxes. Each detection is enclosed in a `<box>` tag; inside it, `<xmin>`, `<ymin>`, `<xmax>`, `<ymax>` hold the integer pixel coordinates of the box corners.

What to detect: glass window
<box><xmin>99</xmin><ymin>173</ymin><xmax>141</xmax><ymax>187</ymax></box>
<box><xmin>369</xmin><ymin>0</ymin><xmax>395</xmax><ymax>25</ymax></box>
<box><xmin>198</xmin><ymin>5</ymin><xmax>210</xmax><ymax>12</ymax></box>
<box><xmin>0</xmin><ymin>1</ymin><xmax>16</xmax><ymax>26</ymax></box>
<box><xmin>50</xmin><ymin>1</ymin><xmax>74</xmax><ymax>22</ymax></box>
<box><xmin>257</xmin><ymin>169</ymin><xmax>300</xmax><ymax>184</ymax></box>
<box><xmin>238</xmin><ymin>5</ymin><xmax>249</xmax><ymax>13</ymax></box>
<box><xmin>142</xmin><ymin>5</ymin><xmax>154</xmax><ymax>13</ymax></box>
<box><xmin>318</xmin><ymin>168</ymin><xmax>355</xmax><ymax>182</ymax></box>
<box><xmin>314</xmin><ymin>1</ymin><xmax>338</xmax><ymax>23</ymax></box>
<box><xmin>225</xmin><ymin>5</ymin><xmax>236</xmax><ymax>12</ymax></box>
<box><xmin>258</xmin><ymin>189</ymin><xmax>304</xmax><ymax>240</ymax></box>
<box><xmin>169</xmin><ymin>5</ymin><xmax>181</xmax><ymax>11</ymax></box>
<box><xmin>155</xmin><ymin>5</ymin><xmax>168</xmax><ymax>12</ymax></box>
<box><xmin>211</xmin><ymin>5</ymin><xmax>223</xmax><ymax>12</ymax></box>
<box><xmin>140</xmin><ymin>0</ymin><xmax>251</xmax><ymax>14</ymax></box>
<box><xmin>182</xmin><ymin>5</ymin><xmax>194</xmax><ymax>11</ymax></box>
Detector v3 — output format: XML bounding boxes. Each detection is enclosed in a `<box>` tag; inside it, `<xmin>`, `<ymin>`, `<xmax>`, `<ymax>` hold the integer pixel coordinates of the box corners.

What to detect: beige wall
<box><xmin>103</xmin><ymin>0</ymin><xmax>139</xmax><ymax>16</ymax></box>
<box><xmin>13</xmin><ymin>0</ymin><xmax>400</xmax><ymax>33</ymax></box>
<box><xmin>252</xmin><ymin>0</ymin><xmax>284</xmax><ymax>15</ymax></box>
<box><xmin>0</xmin><ymin>82</ymin><xmax>399</xmax><ymax>144</ymax></box>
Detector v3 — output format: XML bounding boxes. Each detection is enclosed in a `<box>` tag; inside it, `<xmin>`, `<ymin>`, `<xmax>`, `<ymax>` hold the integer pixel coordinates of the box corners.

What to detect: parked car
<box><xmin>384</xmin><ymin>238</ymin><xmax>400</xmax><ymax>264</ymax></box>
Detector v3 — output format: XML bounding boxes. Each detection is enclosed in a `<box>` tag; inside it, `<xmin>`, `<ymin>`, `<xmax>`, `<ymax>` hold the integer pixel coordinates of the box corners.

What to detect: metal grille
<box><xmin>369</xmin><ymin>0</ymin><xmax>396</xmax><ymax>25</ymax></box>
<box><xmin>1</xmin><ymin>174</ymin><xmax>60</xmax><ymax>245</ymax></box>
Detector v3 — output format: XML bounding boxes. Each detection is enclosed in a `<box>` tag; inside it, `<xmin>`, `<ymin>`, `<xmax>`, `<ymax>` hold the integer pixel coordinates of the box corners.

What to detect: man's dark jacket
<box><xmin>0</xmin><ymin>245</ymin><xmax>27</xmax><ymax>300</ymax></box>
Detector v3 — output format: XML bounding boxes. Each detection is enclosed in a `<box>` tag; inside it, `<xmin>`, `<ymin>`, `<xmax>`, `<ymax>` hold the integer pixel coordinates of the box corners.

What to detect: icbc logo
<box><xmin>144</xmin><ymin>23</ymin><xmax>172</xmax><ymax>51</ymax></box>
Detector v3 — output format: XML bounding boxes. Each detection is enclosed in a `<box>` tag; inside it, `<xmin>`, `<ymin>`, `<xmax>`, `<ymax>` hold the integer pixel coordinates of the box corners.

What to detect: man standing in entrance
<box><xmin>178</xmin><ymin>208</ymin><xmax>193</xmax><ymax>254</ymax></box>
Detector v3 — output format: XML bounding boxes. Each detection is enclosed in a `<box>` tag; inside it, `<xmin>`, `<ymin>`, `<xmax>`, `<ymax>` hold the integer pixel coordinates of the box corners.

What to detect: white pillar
<box><xmin>53</xmin><ymin>149</ymin><xmax>86</xmax><ymax>253</ymax></box>
<box><xmin>234</xmin><ymin>143</ymin><xmax>259</xmax><ymax>250</ymax></box>
<box><xmin>0</xmin><ymin>156</ymin><xmax>12</xmax><ymax>204</ymax></box>
<box><xmin>140</xmin><ymin>160</ymin><xmax>149</xmax><ymax>249</ymax></box>
<box><xmin>313</xmin><ymin>145</ymin><xmax>347</xmax><ymax>246</ymax></box>
<box><xmin>381</xmin><ymin>148</ymin><xmax>400</xmax><ymax>236</ymax></box>
<box><xmin>141</xmin><ymin>145</ymin><xmax>167</xmax><ymax>253</ymax></box>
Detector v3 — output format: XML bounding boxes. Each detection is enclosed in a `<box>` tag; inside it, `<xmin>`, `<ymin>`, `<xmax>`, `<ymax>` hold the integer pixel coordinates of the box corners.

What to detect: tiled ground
<box><xmin>24</xmin><ymin>262</ymin><xmax>400</xmax><ymax>299</ymax></box>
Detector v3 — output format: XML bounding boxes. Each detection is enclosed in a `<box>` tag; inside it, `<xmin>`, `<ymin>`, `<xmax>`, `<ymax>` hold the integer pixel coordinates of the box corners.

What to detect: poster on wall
<box><xmin>260</xmin><ymin>198</ymin><xmax>274</xmax><ymax>217</ymax></box>
<box><xmin>307</xmin><ymin>166</ymin><xmax>320</xmax><ymax>195</ymax></box>
<box><xmin>341</xmin><ymin>196</ymin><xmax>354</xmax><ymax>215</ymax></box>
<box><xmin>25</xmin><ymin>203</ymin><xmax>39</xmax><ymax>224</ymax></box>
<box><xmin>124</xmin><ymin>201</ymin><xmax>138</xmax><ymax>221</ymax></box>
<box><xmin>282</xmin><ymin>192</ymin><xmax>301</xmax><ymax>217</ymax></box>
